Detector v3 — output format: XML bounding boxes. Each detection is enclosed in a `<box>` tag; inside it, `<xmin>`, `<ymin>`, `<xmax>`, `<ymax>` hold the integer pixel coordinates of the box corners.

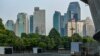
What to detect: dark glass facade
<box><xmin>67</xmin><ymin>2</ymin><xmax>81</xmax><ymax>21</ymax></box>
<box><xmin>53</xmin><ymin>11</ymin><xmax>61</xmax><ymax>34</ymax></box>
<box><xmin>30</xmin><ymin>15</ymin><xmax>34</xmax><ymax>33</ymax></box>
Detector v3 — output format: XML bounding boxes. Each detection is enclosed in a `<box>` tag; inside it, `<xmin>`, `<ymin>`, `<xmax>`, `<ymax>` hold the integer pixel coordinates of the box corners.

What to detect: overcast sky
<box><xmin>0</xmin><ymin>0</ymin><xmax>92</xmax><ymax>35</ymax></box>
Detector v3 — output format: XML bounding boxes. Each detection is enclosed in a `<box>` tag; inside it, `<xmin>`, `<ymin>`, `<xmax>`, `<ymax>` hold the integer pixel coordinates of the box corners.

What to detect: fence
<box><xmin>0</xmin><ymin>53</ymin><xmax>70</xmax><ymax>56</ymax></box>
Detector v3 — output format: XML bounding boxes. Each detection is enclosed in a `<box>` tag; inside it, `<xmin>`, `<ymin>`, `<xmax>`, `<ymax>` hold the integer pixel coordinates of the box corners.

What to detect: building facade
<box><xmin>83</xmin><ymin>17</ymin><xmax>95</xmax><ymax>37</ymax></box>
<box><xmin>5</xmin><ymin>20</ymin><xmax>14</xmax><ymax>31</ymax></box>
<box><xmin>15</xmin><ymin>13</ymin><xmax>29</xmax><ymax>37</ymax></box>
<box><xmin>60</xmin><ymin>15</ymin><xmax>65</xmax><ymax>36</ymax></box>
<box><xmin>53</xmin><ymin>11</ymin><xmax>61</xmax><ymax>34</ymax></box>
<box><xmin>30</xmin><ymin>15</ymin><xmax>34</xmax><ymax>33</ymax></box>
<box><xmin>67</xmin><ymin>19</ymin><xmax>85</xmax><ymax>37</ymax></box>
<box><xmin>33</xmin><ymin>7</ymin><xmax>46</xmax><ymax>35</ymax></box>
<box><xmin>67</xmin><ymin>2</ymin><xmax>81</xmax><ymax>21</ymax></box>
<box><xmin>76</xmin><ymin>21</ymin><xmax>84</xmax><ymax>37</ymax></box>
<box><xmin>67</xmin><ymin>19</ymin><xmax>76</xmax><ymax>37</ymax></box>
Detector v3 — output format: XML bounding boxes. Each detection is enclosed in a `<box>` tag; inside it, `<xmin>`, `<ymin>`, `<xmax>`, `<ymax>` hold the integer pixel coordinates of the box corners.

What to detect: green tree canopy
<box><xmin>0</xmin><ymin>18</ymin><xmax>5</xmax><ymax>30</ymax></box>
<box><xmin>48</xmin><ymin>28</ymin><xmax>61</xmax><ymax>49</ymax></box>
<box><xmin>71</xmin><ymin>33</ymin><xmax>82</xmax><ymax>42</ymax></box>
<box><xmin>48</xmin><ymin>28</ymin><xmax>60</xmax><ymax>38</ymax></box>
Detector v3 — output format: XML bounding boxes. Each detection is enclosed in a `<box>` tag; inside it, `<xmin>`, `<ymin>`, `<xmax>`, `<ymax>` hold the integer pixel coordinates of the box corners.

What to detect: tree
<box><xmin>62</xmin><ymin>36</ymin><xmax>71</xmax><ymax>49</ymax></box>
<box><xmin>71</xmin><ymin>33</ymin><xmax>82</xmax><ymax>42</ymax></box>
<box><xmin>38</xmin><ymin>42</ymin><xmax>47</xmax><ymax>48</ymax></box>
<box><xmin>0</xmin><ymin>18</ymin><xmax>5</xmax><ymax>30</ymax></box>
<box><xmin>21</xmin><ymin>33</ymin><xmax>28</xmax><ymax>38</ymax></box>
<box><xmin>28</xmin><ymin>33</ymin><xmax>39</xmax><ymax>38</ymax></box>
<box><xmin>46</xmin><ymin>37</ymin><xmax>55</xmax><ymax>49</ymax></box>
<box><xmin>48</xmin><ymin>28</ymin><xmax>61</xmax><ymax>49</ymax></box>
<box><xmin>48</xmin><ymin>28</ymin><xmax>60</xmax><ymax>38</ymax></box>
<box><xmin>82</xmin><ymin>36</ymin><xmax>96</xmax><ymax>43</ymax></box>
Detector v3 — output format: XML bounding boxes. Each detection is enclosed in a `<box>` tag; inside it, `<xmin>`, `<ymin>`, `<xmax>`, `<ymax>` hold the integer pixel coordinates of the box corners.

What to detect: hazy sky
<box><xmin>0</xmin><ymin>0</ymin><xmax>92</xmax><ymax>35</ymax></box>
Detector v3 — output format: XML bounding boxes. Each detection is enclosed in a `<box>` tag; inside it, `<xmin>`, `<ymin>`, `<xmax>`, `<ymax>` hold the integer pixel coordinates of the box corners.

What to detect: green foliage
<box><xmin>0</xmin><ymin>18</ymin><xmax>5</xmax><ymax>30</ymax></box>
<box><xmin>21</xmin><ymin>33</ymin><xmax>28</xmax><ymax>38</ymax></box>
<box><xmin>49</xmin><ymin>28</ymin><xmax>60</xmax><ymax>38</ymax></box>
<box><xmin>82</xmin><ymin>36</ymin><xmax>96</xmax><ymax>43</ymax></box>
<box><xmin>46</xmin><ymin>37</ymin><xmax>55</xmax><ymax>49</ymax></box>
<box><xmin>71</xmin><ymin>33</ymin><xmax>82</xmax><ymax>42</ymax></box>
<box><xmin>0</xmin><ymin>18</ymin><xmax>97</xmax><ymax>50</ymax></box>
<box><xmin>38</xmin><ymin>42</ymin><xmax>47</xmax><ymax>48</ymax></box>
<box><xmin>48</xmin><ymin>28</ymin><xmax>61</xmax><ymax>49</ymax></box>
<box><xmin>61</xmin><ymin>36</ymin><xmax>71</xmax><ymax>49</ymax></box>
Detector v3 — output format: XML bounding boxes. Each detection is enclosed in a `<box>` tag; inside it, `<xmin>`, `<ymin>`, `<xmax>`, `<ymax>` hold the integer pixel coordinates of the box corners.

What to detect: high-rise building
<box><xmin>67</xmin><ymin>19</ymin><xmax>85</xmax><ymax>37</ymax></box>
<box><xmin>67</xmin><ymin>19</ymin><xmax>76</xmax><ymax>37</ymax></box>
<box><xmin>30</xmin><ymin>15</ymin><xmax>34</xmax><ymax>33</ymax></box>
<box><xmin>33</xmin><ymin>7</ymin><xmax>46</xmax><ymax>35</ymax></box>
<box><xmin>5</xmin><ymin>20</ymin><xmax>14</xmax><ymax>31</ymax></box>
<box><xmin>67</xmin><ymin>2</ymin><xmax>81</xmax><ymax>21</ymax></box>
<box><xmin>76</xmin><ymin>21</ymin><xmax>84</xmax><ymax>37</ymax></box>
<box><xmin>83</xmin><ymin>17</ymin><xmax>95</xmax><ymax>37</ymax></box>
<box><xmin>15</xmin><ymin>13</ymin><xmax>29</xmax><ymax>37</ymax></box>
<box><xmin>60</xmin><ymin>15</ymin><xmax>65</xmax><ymax>36</ymax></box>
<box><xmin>53</xmin><ymin>11</ymin><xmax>61</xmax><ymax>34</ymax></box>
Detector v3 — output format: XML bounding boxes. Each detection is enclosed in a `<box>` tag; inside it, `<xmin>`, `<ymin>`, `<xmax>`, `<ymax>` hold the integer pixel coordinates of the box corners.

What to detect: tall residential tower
<box><xmin>15</xmin><ymin>13</ymin><xmax>29</xmax><ymax>37</ymax></box>
<box><xmin>53</xmin><ymin>11</ymin><xmax>61</xmax><ymax>34</ymax></box>
<box><xmin>30</xmin><ymin>15</ymin><xmax>34</xmax><ymax>33</ymax></box>
<box><xmin>33</xmin><ymin>7</ymin><xmax>46</xmax><ymax>35</ymax></box>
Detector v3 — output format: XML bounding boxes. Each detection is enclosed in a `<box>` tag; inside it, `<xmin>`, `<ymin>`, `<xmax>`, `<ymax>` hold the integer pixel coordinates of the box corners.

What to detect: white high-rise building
<box><xmin>33</xmin><ymin>7</ymin><xmax>46</xmax><ymax>35</ymax></box>
<box><xmin>83</xmin><ymin>17</ymin><xmax>95</xmax><ymax>37</ymax></box>
<box><xmin>67</xmin><ymin>19</ymin><xmax>84</xmax><ymax>37</ymax></box>
<box><xmin>15</xmin><ymin>13</ymin><xmax>29</xmax><ymax>37</ymax></box>
<box><xmin>67</xmin><ymin>19</ymin><xmax>76</xmax><ymax>37</ymax></box>
<box><xmin>76</xmin><ymin>21</ymin><xmax>84</xmax><ymax>37</ymax></box>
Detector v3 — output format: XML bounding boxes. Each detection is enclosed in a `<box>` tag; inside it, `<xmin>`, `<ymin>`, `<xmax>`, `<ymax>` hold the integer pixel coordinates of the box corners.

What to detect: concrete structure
<box><xmin>67</xmin><ymin>19</ymin><xmax>76</xmax><ymax>37</ymax></box>
<box><xmin>81</xmin><ymin>0</ymin><xmax>100</xmax><ymax>41</ymax></box>
<box><xmin>67</xmin><ymin>2</ymin><xmax>81</xmax><ymax>21</ymax></box>
<box><xmin>76</xmin><ymin>21</ymin><xmax>84</xmax><ymax>37</ymax></box>
<box><xmin>53</xmin><ymin>11</ymin><xmax>61</xmax><ymax>34</ymax></box>
<box><xmin>30</xmin><ymin>15</ymin><xmax>34</xmax><ymax>33</ymax></box>
<box><xmin>5</xmin><ymin>20</ymin><xmax>14</xmax><ymax>31</ymax></box>
<box><xmin>71</xmin><ymin>42</ymin><xmax>82</xmax><ymax>55</ymax></box>
<box><xmin>67</xmin><ymin>19</ymin><xmax>85</xmax><ymax>37</ymax></box>
<box><xmin>0</xmin><ymin>47</ymin><xmax>13</xmax><ymax>54</ymax></box>
<box><xmin>33</xmin><ymin>7</ymin><xmax>46</xmax><ymax>35</ymax></box>
<box><xmin>15</xmin><ymin>13</ymin><xmax>29</xmax><ymax>37</ymax></box>
<box><xmin>83</xmin><ymin>17</ymin><xmax>95</xmax><ymax>37</ymax></box>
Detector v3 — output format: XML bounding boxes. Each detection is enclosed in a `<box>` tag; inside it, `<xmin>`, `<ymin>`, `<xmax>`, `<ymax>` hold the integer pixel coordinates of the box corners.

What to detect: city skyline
<box><xmin>0</xmin><ymin>0</ymin><xmax>92</xmax><ymax>35</ymax></box>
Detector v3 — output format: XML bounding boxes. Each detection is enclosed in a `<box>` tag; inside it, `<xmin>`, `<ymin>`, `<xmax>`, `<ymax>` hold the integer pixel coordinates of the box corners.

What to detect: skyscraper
<box><xmin>67</xmin><ymin>2</ymin><xmax>81</xmax><ymax>21</ymax></box>
<box><xmin>30</xmin><ymin>15</ymin><xmax>34</xmax><ymax>33</ymax></box>
<box><xmin>67</xmin><ymin>19</ymin><xmax>76</xmax><ymax>37</ymax></box>
<box><xmin>53</xmin><ymin>11</ymin><xmax>61</xmax><ymax>34</ymax></box>
<box><xmin>76</xmin><ymin>21</ymin><xmax>84</xmax><ymax>37</ymax></box>
<box><xmin>67</xmin><ymin>19</ymin><xmax>84</xmax><ymax>37</ymax></box>
<box><xmin>83</xmin><ymin>17</ymin><xmax>95</xmax><ymax>37</ymax></box>
<box><xmin>33</xmin><ymin>7</ymin><xmax>46</xmax><ymax>35</ymax></box>
<box><xmin>15</xmin><ymin>13</ymin><xmax>29</xmax><ymax>37</ymax></box>
<box><xmin>60</xmin><ymin>15</ymin><xmax>65</xmax><ymax>36</ymax></box>
<box><xmin>5</xmin><ymin>20</ymin><xmax>14</xmax><ymax>31</ymax></box>
<box><xmin>64</xmin><ymin>13</ymin><xmax>69</xmax><ymax>36</ymax></box>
